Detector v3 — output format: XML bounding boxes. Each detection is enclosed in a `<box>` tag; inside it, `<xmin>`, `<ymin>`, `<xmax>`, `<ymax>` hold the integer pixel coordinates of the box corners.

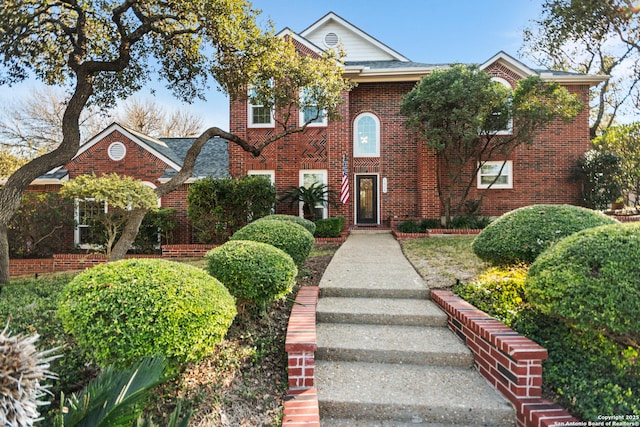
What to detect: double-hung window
<box><xmin>74</xmin><ymin>198</ymin><xmax>107</xmax><ymax>247</ymax></box>
<box><xmin>248</xmin><ymin>86</ymin><xmax>274</xmax><ymax>128</ymax></box>
<box><xmin>299</xmin><ymin>88</ymin><xmax>327</xmax><ymax>126</ymax></box>
<box><xmin>477</xmin><ymin>161</ymin><xmax>513</xmax><ymax>189</ymax></box>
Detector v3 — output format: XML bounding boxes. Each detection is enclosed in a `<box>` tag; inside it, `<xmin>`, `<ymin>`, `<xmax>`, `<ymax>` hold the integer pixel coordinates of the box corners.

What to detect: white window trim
<box><xmin>299</xmin><ymin>89</ymin><xmax>328</xmax><ymax>127</ymax></box>
<box><xmin>247</xmin><ymin>87</ymin><xmax>274</xmax><ymax>128</ymax></box>
<box><xmin>354</xmin><ymin>113</ymin><xmax>380</xmax><ymax>158</ymax></box>
<box><xmin>300</xmin><ymin>169</ymin><xmax>328</xmax><ymax>219</ymax></box>
<box><xmin>74</xmin><ymin>198</ymin><xmax>108</xmax><ymax>248</ymax></box>
<box><xmin>248</xmin><ymin>170</ymin><xmax>275</xmax><ymax>185</ymax></box>
<box><xmin>489</xmin><ymin>77</ymin><xmax>513</xmax><ymax>135</ymax></box>
<box><xmin>477</xmin><ymin>160</ymin><xmax>513</xmax><ymax>189</ymax></box>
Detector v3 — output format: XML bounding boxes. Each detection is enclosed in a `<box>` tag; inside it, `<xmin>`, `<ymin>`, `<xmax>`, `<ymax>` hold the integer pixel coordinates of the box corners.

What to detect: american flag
<box><xmin>340</xmin><ymin>155</ymin><xmax>350</xmax><ymax>205</ymax></box>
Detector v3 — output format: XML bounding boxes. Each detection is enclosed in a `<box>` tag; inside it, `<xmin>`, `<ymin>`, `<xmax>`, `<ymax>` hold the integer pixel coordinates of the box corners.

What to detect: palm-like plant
<box><xmin>54</xmin><ymin>355</ymin><xmax>189</xmax><ymax>427</ymax></box>
<box><xmin>280</xmin><ymin>183</ymin><xmax>336</xmax><ymax>220</ymax></box>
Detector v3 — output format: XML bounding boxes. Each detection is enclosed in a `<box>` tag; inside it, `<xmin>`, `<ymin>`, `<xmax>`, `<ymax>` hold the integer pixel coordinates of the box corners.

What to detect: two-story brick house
<box><xmin>23</xmin><ymin>12</ymin><xmax>605</xmax><ymax>248</ymax></box>
<box><xmin>230</xmin><ymin>12</ymin><xmax>605</xmax><ymax>228</ymax></box>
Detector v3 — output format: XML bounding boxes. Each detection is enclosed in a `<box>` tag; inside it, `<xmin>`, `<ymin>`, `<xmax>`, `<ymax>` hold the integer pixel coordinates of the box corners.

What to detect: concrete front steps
<box><xmin>315</xmin><ymin>289</ymin><xmax>516</xmax><ymax>426</ymax></box>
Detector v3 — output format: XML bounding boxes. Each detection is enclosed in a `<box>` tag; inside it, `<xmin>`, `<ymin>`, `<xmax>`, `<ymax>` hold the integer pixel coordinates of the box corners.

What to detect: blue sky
<box><xmin>2</xmin><ymin>1</ymin><xmax>547</xmax><ymax>131</ymax></box>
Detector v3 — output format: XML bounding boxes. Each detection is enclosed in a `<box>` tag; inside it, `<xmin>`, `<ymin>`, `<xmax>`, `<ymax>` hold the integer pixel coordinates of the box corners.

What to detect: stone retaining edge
<box><xmin>431</xmin><ymin>289</ymin><xmax>579</xmax><ymax>427</ymax></box>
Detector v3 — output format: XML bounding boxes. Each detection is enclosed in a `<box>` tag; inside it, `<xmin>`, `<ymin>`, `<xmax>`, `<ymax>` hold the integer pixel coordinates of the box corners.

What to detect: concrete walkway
<box><xmin>315</xmin><ymin>231</ymin><xmax>516</xmax><ymax>426</ymax></box>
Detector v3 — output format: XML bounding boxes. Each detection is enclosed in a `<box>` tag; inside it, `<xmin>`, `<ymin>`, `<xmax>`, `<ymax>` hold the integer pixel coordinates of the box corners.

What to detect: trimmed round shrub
<box><xmin>230</xmin><ymin>220</ymin><xmax>314</xmax><ymax>267</ymax></box>
<box><xmin>206</xmin><ymin>240</ymin><xmax>297</xmax><ymax>309</ymax></box>
<box><xmin>472</xmin><ymin>204</ymin><xmax>617</xmax><ymax>265</ymax></box>
<box><xmin>58</xmin><ymin>259</ymin><xmax>237</xmax><ymax>369</ymax></box>
<box><xmin>525</xmin><ymin>222</ymin><xmax>640</xmax><ymax>342</ymax></box>
<box><xmin>255</xmin><ymin>214</ymin><xmax>316</xmax><ymax>235</ymax></box>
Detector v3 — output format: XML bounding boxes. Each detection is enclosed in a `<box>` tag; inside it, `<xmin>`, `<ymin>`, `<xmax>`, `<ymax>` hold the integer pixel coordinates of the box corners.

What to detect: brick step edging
<box><xmin>283</xmin><ymin>286</ymin><xmax>320</xmax><ymax>427</ymax></box>
<box><xmin>431</xmin><ymin>289</ymin><xmax>579</xmax><ymax>427</ymax></box>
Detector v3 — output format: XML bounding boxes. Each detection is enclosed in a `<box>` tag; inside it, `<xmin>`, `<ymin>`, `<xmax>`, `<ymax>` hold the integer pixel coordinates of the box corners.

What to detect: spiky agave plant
<box><xmin>0</xmin><ymin>323</ymin><xmax>58</xmax><ymax>426</ymax></box>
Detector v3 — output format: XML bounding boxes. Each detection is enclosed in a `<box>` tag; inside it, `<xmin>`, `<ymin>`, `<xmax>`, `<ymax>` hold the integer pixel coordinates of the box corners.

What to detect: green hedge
<box><xmin>472</xmin><ymin>204</ymin><xmax>617</xmax><ymax>265</ymax></box>
<box><xmin>230</xmin><ymin>220</ymin><xmax>314</xmax><ymax>267</ymax></box>
<box><xmin>255</xmin><ymin>214</ymin><xmax>316</xmax><ymax>235</ymax></box>
<box><xmin>206</xmin><ymin>240</ymin><xmax>297</xmax><ymax>310</ymax></box>
<box><xmin>314</xmin><ymin>217</ymin><xmax>345</xmax><ymax>237</ymax></box>
<box><xmin>515</xmin><ymin>309</ymin><xmax>640</xmax><ymax>419</ymax></box>
<box><xmin>453</xmin><ymin>265</ymin><xmax>527</xmax><ymax>327</ymax></box>
<box><xmin>58</xmin><ymin>259</ymin><xmax>237</xmax><ymax>369</ymax></box>
<box><xmin>526</xmin><ymin>223</ymin><xmax>640</xmax><ymax>343</ymax></box>
<box><xmin>187</xmin><ymin>176</ymin><xmax>276</xmax><ymax>243</ymax></box>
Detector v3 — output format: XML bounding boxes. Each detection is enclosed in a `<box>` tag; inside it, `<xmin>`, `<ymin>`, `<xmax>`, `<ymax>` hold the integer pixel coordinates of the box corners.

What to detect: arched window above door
<box><xmin>353</xmin><ymin>113</ymin><xmax>380</xmax><ymax>157</ymax></box>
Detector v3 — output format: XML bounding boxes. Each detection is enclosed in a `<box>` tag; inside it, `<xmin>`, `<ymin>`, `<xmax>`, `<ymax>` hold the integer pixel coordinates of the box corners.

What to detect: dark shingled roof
<box><xmin>160</xmin><ymin>137</ymin><xmax>229</xmax><ymax>179</ymax></box>
<box><xmin>345</xmin><ymin>60</ymin><xmax>441</xmax><ymax>69</ymax></box>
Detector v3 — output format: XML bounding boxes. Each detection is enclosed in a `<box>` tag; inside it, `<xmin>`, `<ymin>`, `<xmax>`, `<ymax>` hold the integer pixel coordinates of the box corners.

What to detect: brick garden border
<box><xmin>431</xmin><ymin>289</ymin><xmax>579</xmax><ymax>427</ymax></box>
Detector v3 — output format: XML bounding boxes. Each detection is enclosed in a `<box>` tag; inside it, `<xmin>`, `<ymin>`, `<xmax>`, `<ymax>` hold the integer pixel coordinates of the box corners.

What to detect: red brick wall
<box><xmin>229</xmin><ymin>75</ymin><xmax>590</xmax><ymax>226</ymax></box>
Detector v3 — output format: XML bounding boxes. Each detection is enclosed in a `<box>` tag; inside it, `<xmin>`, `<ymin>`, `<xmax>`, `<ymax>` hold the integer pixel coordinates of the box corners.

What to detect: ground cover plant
<box><xmin>0</xmin><ymin>244</ymin><xmax>338</xmax><ymax>425</ymax></box>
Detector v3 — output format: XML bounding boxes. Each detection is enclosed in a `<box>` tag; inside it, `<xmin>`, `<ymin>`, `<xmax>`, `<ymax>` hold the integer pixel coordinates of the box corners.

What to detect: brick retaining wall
<box><xmin>431</xmin><ymin>289</ymin><xmax>579</xmax><ymax>427</ymax></box>
<box><xmin>282</xmin><ymin>286</ymin><xmax>320</xmax><ymax>427</ymax></box>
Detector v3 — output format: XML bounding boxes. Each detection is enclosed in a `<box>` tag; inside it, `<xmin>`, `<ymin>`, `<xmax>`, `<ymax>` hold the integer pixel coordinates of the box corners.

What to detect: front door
<box><xmin>356</xmin><ymin>175</ymin><xmax>378</xmax><ymax>224</ymax></box>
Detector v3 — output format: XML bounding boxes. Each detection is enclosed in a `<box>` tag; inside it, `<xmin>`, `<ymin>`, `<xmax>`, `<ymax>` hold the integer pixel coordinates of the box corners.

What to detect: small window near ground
<box><xmin>477</xmin><ymin>161</ymin><xmax>513</xmax><ymax>189</ymax></box>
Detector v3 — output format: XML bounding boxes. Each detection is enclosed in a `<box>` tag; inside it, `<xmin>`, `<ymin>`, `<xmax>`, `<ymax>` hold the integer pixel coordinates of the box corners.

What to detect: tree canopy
<box><xmin>400</xmin><ymin>64</ymin><xmax>582</xmax><ymax>224</ymax></box>
<box><xmin>0</xmin><ymin>0</ymin><xmax>351</xmax><ymax>284</ymax></box>
<box><xmin>593</xmin><ymin>122</ymin><xmax>640</xmax><ymax>207</ymax></box>
<box><xmin>521</xmin><ymin>0</ymin><xmax>640</xmax><ymax>137</ymax></box>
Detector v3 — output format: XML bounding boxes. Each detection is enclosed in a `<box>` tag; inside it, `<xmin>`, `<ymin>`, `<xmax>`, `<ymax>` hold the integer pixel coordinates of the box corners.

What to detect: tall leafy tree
<box><xmin>0</xmin><ymin>0</ymin><xmax>350</xmax><ymax>284</ymax></box>
<box><xmin>521</xmin><ymin>0</ymin><xmax>640</xmax><ymax>138</ymax></box>
<box><xmin>593</xmin><ymin>122</ymin><xmax>640</xmax><ymax>207</ymax></box>
<box><xmin>400</xmin><ymin>65</ymin><xmax>582</xmax><ymax>226</ymax></box>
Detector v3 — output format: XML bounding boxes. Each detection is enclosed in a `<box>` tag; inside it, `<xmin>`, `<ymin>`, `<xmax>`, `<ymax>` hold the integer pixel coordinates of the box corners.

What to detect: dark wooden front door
<box><xmin>356</xmin><ymin>175</ymin><xmax>378</xmax><ymax>224</ymax></box>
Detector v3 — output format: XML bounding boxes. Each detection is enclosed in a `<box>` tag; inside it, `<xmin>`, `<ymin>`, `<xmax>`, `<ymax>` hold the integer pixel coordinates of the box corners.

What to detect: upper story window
<box><xmin>248</xmin><ymin>86</ymin><xmax>274</xmax><ymax>128</ymax></box>
<box><xmin>353</xmin><ymin>113</ymin><xmax>380</xmax><ymax>157</ymax></box>
<box><xmin>477</xmin><ymin>160</ymin><xmax>513</xmax><ymax>189</ymax></box>
<box><xmin>299</xmin><ymin>88</ymin><xmax>327</xmax><ymax>127</ymax></box>
<box><xmin>486</xmin><ymin>77</ymin><xmax>513</xmax><ymax>135</ymax></box>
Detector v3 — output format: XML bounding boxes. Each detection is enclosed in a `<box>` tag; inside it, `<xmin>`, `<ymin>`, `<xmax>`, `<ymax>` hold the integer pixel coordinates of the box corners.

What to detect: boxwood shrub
<box><xmin>472</xmin><ymin>204</ymin><xmax>617</xmax><ymax>265</ymax></box>
<box><xmin>525</xmin><ymin>222</ymin><xmax>640</xmax><ymax>343</ymax></box>
<box><xmin>515</xmin><ymin>309</ymin><xmax>640</xmax><ymax>419</ymax></box>
<box><xmin>206</xmin><ymin>240</ymin><xmax>297</xmax><ymax>310</ymax></box>
<box><xmin>230</xmin><ymin>220</ymin><xmax>314</xmax><ymax>267</ymax></box>
<box><xmin>453</xmin><ymin>265</ymin><xmax>527</xmax><ymax>327</ymax></box>
<box><xmin>314</xmin><ymin>217</ymin><xmax>345</xmax><ymax>238</ymax></box>
<box><xmin>255</xmin><ymin>214</ymin><xmax>316</xmax><ymax>235</ymax></box>
<box><xmin>58</xmin><ymin>259</ymin><xmax>237</xmax><ymax>369</ymax></box>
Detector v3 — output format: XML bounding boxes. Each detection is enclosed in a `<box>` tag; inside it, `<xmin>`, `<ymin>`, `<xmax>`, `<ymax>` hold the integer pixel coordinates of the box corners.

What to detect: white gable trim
<box><xmin>481</xmin><ymin>51</ymin><xmax>608</xmax><ymax>86</ymax></box>
<box><xmin>277</xmin><ymin>28</ymin><xmax>325</xmax><ymax>56</ymax></box>
<box><xmin>300</xmin><ymin>12</ymin><xmax>410</xmax><ymax>62</ymax></box>
<box><xmin>74</xmin><ymin>122</ymin><xmax>183</xmax><ymax>171</ymax></box>
<box><xmin>480</xmin><ymin>51</ymin><xmax>537</xmax><ymax>78</ymax></box>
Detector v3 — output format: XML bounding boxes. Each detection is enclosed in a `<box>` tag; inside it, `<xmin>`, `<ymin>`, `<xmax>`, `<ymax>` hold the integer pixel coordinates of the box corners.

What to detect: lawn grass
<box><xmin>401</xmin><ymin>236</ymin><xmax>488</xmax><ymax>288</ymax></box>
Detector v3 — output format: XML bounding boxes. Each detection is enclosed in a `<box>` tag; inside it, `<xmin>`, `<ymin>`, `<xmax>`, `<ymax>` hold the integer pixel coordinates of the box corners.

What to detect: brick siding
<box><xmin>431</xmin><ymin>289</ymin><xmax>579</xmax><ymax>427</ymax></box>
